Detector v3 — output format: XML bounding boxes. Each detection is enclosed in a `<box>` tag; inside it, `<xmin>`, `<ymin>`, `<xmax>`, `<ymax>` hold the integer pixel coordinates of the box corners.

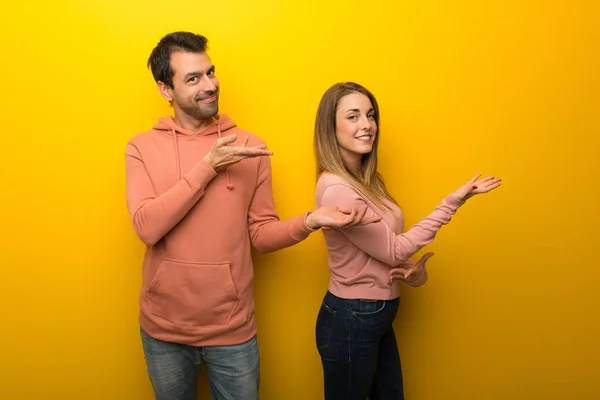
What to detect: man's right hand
<box><xmin>204</xmin><ymin>134</ymin><xmax>273</xmax><ymax>170</ymax></box>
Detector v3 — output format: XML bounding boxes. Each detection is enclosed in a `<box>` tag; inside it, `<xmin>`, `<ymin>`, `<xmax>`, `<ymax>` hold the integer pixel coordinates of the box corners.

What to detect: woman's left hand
<box><xmin>451</xmin><ymin>174</ymin><xmax>502</xmax><ymax>202</ymax></box>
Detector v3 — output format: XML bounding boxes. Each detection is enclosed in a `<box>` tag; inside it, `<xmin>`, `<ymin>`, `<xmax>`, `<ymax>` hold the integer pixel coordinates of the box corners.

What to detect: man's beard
<box><xmin>180</xmin><ymin>91</ymin><xmax>219</xmax><ymax>120</ymax></box>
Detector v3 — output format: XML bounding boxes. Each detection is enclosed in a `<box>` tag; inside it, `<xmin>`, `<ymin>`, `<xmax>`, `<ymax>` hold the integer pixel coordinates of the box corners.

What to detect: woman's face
<box><xmin>335</xmin><ymin>92</ymin><xmax>377</xmax><ymax>164</ymax></box>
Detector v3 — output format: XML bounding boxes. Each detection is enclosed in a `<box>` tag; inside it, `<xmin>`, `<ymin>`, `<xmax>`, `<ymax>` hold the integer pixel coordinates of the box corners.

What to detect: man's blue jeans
<box><xmin>141</xmin><ymin>329</ymin><xmax>260</xmax><ymax>400</ymax></box>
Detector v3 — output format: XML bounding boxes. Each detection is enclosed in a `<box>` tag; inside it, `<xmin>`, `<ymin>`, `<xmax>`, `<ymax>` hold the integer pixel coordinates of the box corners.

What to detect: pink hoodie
<box><xmin>125</xmin><ymin>115</ymin><xmax>314</xmax><ymax>346</ymax></box>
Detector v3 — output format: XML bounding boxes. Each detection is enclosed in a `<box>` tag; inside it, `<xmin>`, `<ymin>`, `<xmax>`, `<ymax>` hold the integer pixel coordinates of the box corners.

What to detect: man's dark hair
<box><xmin>147</xmin><ymin>32</ymin><xmax>209</xmax><ymax>88</ymax></box>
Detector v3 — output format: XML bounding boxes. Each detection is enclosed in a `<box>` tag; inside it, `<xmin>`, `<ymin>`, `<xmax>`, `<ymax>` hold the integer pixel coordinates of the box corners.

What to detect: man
<box><xmin>125</xmin><ymin>31</ymin><xmax>377</xmax><ymax>400</ymax></box>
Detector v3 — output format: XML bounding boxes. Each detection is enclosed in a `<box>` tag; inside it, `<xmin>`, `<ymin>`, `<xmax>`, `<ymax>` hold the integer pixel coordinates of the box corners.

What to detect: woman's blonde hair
<box><xmin>314</xmin><ymin>82</ymin><xmax>396</xmax><ymax>210</ymax></box>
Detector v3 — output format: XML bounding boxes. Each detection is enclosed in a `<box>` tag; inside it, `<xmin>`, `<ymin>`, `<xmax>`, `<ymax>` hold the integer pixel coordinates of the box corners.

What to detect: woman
<box><xmin>313</xmin><ymin>82</ymin><xmax>501</xmax><ymax>399</ymax></box>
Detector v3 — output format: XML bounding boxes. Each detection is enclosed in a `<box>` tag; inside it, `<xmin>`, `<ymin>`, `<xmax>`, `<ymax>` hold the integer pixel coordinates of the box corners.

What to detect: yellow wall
<box><xmin>1</xmin><ymin>0</ymin><xmax>599</xmax><ymax>399</ymax></box>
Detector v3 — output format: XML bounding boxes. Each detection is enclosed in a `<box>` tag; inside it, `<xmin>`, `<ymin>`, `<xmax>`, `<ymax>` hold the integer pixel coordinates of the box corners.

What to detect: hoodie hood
<box><xmin>153</xmin><ymin>114</ymin><xmax>237</xmax><ymax>136</ymax></box>
<box><xmin>153</xmin><ymin>115</ymin><xmax>238</xmax><ymax>190</ymax></box>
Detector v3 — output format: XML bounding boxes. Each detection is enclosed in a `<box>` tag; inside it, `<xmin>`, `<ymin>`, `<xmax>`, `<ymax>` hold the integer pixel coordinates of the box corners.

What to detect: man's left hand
<box><xmin>306</xmin><ymin>205</ymin><xmax>381</xmax><ymax>230</ymax></box>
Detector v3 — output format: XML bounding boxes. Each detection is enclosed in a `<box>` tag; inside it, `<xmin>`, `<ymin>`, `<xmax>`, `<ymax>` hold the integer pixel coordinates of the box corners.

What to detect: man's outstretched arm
<box><xmin>247</xmin><ymin>156</ymin><xmax>379</xmax><ymax>254</ymax></box>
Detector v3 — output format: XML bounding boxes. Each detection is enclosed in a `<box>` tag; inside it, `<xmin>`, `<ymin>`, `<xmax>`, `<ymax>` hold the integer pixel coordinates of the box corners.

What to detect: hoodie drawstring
<box><xmin>217</xmin><ymin>121</ymin><xmax>234</xmax><ymax>190</ymax></box>
<box><xmin>171</xmin><ymin>119</ymin><xmax>233</xmax><ymax>190</ymax></box>
<box><xmin>172</xmin><ymin>127</ymin><xmax>181</xmax><ymax>181</ymax></box>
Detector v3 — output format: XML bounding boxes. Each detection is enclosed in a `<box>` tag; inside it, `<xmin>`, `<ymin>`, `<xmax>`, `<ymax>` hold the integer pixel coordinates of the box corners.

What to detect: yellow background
<box><xmin>1</xmin><ymin>0</ymin><xmax>599</xmax><ymax>399</ymax></box>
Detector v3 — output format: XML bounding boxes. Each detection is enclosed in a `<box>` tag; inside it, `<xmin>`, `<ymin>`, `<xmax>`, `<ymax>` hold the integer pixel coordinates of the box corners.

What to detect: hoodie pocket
<box><xmin>147</xmin><ymin>259</ymin><xmax>239</xmax><ymax>327</ymax></box>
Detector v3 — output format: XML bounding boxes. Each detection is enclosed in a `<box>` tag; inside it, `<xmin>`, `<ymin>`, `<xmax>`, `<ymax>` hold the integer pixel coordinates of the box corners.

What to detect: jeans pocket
<box><xmin>315</xmin><ymin>302</ymin><xmax>337</xmax><ymax>349</ymax></box>
<box><xmin>353</xmin><ymin>299</ymin><xmax>386</xmax><ymax>315</ymax></box>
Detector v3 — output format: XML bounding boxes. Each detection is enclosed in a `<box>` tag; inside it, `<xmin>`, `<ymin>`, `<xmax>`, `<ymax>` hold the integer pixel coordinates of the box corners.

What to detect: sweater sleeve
<box><xmin>318</xmin><ymin>183</ymin><xmax>464</xmax><ymax>267</ymax></box>
<box><xmin>125</xmin><ymin>143</ymin><xmax>217</xmax><ymax>246</ymax></box>
<box><xmin>247</xmin><ymin>156</ymin><xmax>315</xmax><ymax>254</ymax></box>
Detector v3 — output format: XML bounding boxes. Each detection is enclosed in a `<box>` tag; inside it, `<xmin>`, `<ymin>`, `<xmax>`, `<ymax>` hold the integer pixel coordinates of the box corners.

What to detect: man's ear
<box><xmin>157</xmin><ymin>81</ymin><xmax>173</xmax><ymax>103</ymax></box>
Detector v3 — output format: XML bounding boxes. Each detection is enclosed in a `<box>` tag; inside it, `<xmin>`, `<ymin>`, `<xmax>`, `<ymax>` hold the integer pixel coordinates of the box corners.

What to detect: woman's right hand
<box><xmin>389</xmin><ymin>252</ymin><xmax>434</xmax><ymax>284</ymax></box>
<box><xmin>451</xmin><ymin>174</ymin><xmax>502</xmax><ymax>202</ymax></box>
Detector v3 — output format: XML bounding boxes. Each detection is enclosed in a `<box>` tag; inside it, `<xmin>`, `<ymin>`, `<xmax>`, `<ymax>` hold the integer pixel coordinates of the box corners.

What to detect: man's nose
<box><xmin>201</xmin><ymin>76</ymin><xmax>217</xmax><ymax>92</ymax></box>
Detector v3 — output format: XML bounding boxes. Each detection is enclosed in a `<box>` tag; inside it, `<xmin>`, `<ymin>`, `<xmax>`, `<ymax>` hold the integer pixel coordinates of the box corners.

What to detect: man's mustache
<box><xmin>195</xmin><ymin>91</ymin><xmax>218</xmax><ymax>101</ymax></box>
